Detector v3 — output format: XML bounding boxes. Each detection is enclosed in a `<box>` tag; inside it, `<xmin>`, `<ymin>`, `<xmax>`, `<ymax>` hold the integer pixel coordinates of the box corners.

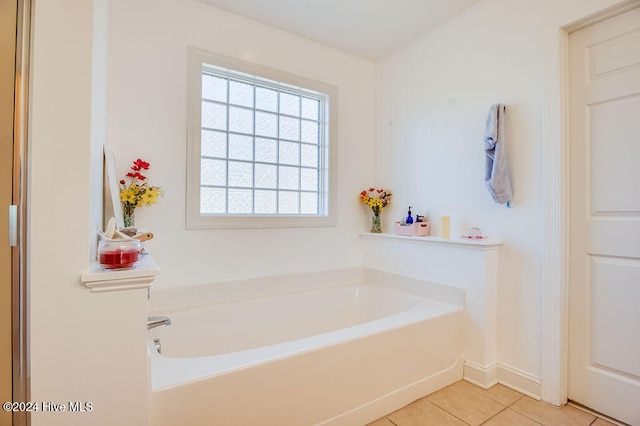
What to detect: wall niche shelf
<box><xmin>360</xmin><ymin>232</ymin><xmax>503</xmax><ymax>249</ymax></box>
<box><xmin>80</xmin><ymin>254</ymin><xmax>159</xmax><ymax>293</ymax></box>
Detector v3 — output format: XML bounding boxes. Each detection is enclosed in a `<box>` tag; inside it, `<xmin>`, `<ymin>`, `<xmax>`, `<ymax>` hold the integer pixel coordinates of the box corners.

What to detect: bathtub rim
<box><xmin>149</xmin><ymin>283</ymin><xmax>426</xmax><ymax>323</ymax></box>
<box><xmin>148</xmin><ymin>284</ymin><xmax>437</xmax><ymax>360</ymax></box>
<box><xmin>148</xmin><ymin>298</ymin><xmax>462</xmax><ymax>391</ymax></box>
<box><xmin>148</xmin><ymin>267</ymin><xmax>465</xmax><ymax>314</ymax></box>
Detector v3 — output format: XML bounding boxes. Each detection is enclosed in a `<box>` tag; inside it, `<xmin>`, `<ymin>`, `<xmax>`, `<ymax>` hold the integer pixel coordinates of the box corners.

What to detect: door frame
<box><xmin>540</xmin><ymin>0</ymin><xmax>640</xmax><ymax>407</ymax></box>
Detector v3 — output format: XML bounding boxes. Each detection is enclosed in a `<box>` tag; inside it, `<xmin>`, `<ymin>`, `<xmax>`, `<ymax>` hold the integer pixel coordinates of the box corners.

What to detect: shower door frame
<box><xmin>10</xmin><ymin>0</ymin><xmax>31</xmax><ymax>424</ymax></box>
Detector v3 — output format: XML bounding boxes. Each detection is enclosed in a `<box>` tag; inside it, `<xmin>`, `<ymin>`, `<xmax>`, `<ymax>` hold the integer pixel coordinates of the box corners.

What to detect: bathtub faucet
<box><xmin>147</xmin><ymin>316</ymin><xmax>171</xmax><ymax>330</ymax></box>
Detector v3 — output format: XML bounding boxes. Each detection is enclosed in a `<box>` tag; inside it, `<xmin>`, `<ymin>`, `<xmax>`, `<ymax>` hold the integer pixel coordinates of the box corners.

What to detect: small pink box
<box><xmin>393</xmin><ymin>222</ymin><xmax>431</xmax><ymax>236</ymax></box>
<box><xmin>394</xmin><ymin>222</ymin><xmax>414</xmax><ymax>236</ymax></box>
<box><xmin>415</xmin><ymin>222</ymin><xmax>431</xmax><ymax>236</ymax></box>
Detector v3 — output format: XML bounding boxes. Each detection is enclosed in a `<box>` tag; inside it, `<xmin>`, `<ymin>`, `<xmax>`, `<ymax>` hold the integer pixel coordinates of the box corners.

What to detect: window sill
<box><xmin>80</xmin><ymin>253</ymin><xmax>160</xmax><ymax>293</ymax></box>
<box><xmin>186</xmin><ymin>214</ymin><xmax>336</xmax><ymax>229</ymax></box>
<box><xmin>359</xmin><ymin>232</ymin><xmax>503</xmax><ymax>249</ymax></box>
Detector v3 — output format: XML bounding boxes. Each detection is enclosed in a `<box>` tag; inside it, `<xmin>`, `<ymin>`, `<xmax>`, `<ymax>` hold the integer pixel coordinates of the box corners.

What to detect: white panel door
<box><xmin>569</xmin><ymin>6</ymin><xmax>640</xmax><ymax>425</ymax></box>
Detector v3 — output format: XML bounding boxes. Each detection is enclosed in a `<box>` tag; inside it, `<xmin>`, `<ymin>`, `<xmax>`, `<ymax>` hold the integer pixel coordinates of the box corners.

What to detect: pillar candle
<box><xmin>440</xmin><ymin>216</ymin><xmax>450</xmax><ymax>238</ymax></box>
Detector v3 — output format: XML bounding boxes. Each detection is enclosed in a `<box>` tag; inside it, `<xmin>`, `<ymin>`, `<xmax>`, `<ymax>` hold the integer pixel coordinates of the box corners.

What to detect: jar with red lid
<box><xmin>98</xmin><ymin>239</ymin><xmax>141</xmax><ymax>270</ymax></box>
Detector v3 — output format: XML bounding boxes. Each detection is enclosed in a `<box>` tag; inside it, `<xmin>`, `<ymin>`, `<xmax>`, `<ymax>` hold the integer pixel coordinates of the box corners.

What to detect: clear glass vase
<box><xmin>122</xmin><ymin>204</ymin><xmax>136</xmax><ymax>227</ymax></box>
<box><xmin>371</xmin><ymin>211</ymin><xmax>382</xmax><ymax>233</ymax></box>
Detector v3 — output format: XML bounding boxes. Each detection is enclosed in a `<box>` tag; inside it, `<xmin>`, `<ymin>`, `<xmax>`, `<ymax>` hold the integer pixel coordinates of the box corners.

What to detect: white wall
<box><xmin>106</xmin><ymin>0</ymin><xmax>376</xmax><ymax>289</ymax></box>
<box><xmin>373</xmin><ymin>0</ymin><xmax>577</xmax><ymax>391</ymax></box>
<box><xmin>29</xmin><ymin>1</ymin><xmax>149</xmax><ymax>425</ymax></box>
<box><xmin>373</xmin><ymin>0</ymin><xmax>633</xmax><ymax>396</ymax></box>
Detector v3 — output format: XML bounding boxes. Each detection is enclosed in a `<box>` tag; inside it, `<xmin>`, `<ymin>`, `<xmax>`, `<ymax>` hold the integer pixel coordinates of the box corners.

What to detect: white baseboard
<box><xmin>463</xmin><ymin>360</ymin><xmax>498</xmax><ymax>389</ymax></box>
<box><xmin>464</xmin><ymin>361</ymin><xmax>541</xmax><ymax>400</ymax></box>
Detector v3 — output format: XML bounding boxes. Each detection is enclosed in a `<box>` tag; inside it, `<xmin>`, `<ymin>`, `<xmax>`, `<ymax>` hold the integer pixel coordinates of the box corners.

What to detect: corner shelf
<box><xmin>360</xmin><ymin>232</ymin><xmax>503</xmax><ymax>249</ymax></box>
<box><xmin>80</xmin><ymin>253</ymin><xmax>160</xmax><ymax>293</ymax></box>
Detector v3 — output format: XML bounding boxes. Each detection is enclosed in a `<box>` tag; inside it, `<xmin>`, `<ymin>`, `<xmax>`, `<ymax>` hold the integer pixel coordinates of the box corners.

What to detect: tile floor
<box><xmin>367</xmin><ymin>380</ymin><xmax>620</xmax><ymax>426</ymax></box>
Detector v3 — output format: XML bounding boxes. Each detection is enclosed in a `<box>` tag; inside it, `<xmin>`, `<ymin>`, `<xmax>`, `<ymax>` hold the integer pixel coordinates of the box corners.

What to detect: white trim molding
<box><xmin>540</xmin><ymin>0</ymin><xmax>640</xmax><ymax>407</ymax></box>
<box><xmin>185</xmin><ymin>46</ymin><xmax>339</xmax><ymax>229</ymax></box>
<box><xmin>464</xmin><ymin>361</ymin><xmax>541</xmax><ymax>400</ymax></box>
<box><xmin>497</xmin><ymin>363</ymin><xmax>542</xmax><ymax>400</ymax></box>
<box><xmin>81</xmin><ymin>254</ymin><xmax>159</xmax><ymax>293</ymax></box>
<box><xmin>464</xmin><ymin>360</ymin><xmax>498</xmax><ymax>389</ymax></box>
<box><xmin>540</xmin><ymin>14</ymin><xmax>569</xmax><ymax>407</ymax></box>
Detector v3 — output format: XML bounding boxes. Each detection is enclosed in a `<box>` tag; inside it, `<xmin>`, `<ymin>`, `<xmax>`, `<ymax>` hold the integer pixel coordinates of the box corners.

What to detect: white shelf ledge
<box><xmin>360</xmin><ymin>232</ymin><xmax>503</xmax><ymax>249</ymax></box>
<box><xmin>81</xmin><ymin>253</ymin><xmax>160</xmax><ymax>293</ymax></box>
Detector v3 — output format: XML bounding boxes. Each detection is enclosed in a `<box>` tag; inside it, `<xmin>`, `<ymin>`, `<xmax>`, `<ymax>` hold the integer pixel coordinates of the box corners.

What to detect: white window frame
<box><xmin>186</xmin><ymin>47</ymin><xmax>338</xmax><ymax>229</ymax></box>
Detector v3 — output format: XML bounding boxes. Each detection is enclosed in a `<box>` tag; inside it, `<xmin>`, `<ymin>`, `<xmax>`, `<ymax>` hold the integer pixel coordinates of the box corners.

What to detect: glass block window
<box><xmin>187</xmin><ymin>48</ymin><xmax>336</xmax><ymax>229</ymax></box>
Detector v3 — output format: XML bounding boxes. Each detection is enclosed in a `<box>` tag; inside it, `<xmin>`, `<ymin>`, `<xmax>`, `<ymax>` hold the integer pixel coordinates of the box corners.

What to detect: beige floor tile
<box><xmin>510</xmin><ymin>397</ymin><xmax>596</xmax><ymax>426</ymax></box>
<box><xmin>591</xmin><ymin>417</ymin><xmax>616</xmax><ymax>426</ymax></box>
<box><xmin>427</xmin><ymin>381</ymin><xmax>505</xmax><ymax>426</ymax></box>
<box><xmin>591</xmin><ymin>418</ymin><xmax>618</xmax><ymax>426</ymax></box>
<box><xmin>388</xmin><ymin>398</ymin><xmax>467</xmax><ymax>426</ymax></box>
<box><xmin>365</xmin><ymin>417</ymin><xmax>396</xmax><ymax>426</ymax></box>
<box><xmin>482</xmin><ymin>408</ymin><xmax>543</xmax><ymax>426</ymax></box>
<box><xmin>469</xmin><ymin>382</ymin><xmax>525</xmax><ymax>406</ymax></box>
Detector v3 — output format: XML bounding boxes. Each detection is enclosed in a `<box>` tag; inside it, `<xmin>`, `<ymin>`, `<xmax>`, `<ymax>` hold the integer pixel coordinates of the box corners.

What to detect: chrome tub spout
<box><xmin>147</xmin><ymin>316</ymin><xmax>171</xmax><ymax>330</ymax></box>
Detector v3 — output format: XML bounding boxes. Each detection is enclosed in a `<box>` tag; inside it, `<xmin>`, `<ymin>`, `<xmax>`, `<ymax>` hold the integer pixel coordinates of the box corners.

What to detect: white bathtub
<box><xmin>148</xmin><ymin>279</ymin><xmax>464</xmax><ymax>426</ymax></box>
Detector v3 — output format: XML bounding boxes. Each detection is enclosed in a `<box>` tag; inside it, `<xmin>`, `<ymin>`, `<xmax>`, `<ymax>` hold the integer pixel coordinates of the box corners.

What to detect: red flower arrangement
<box><xmin>119</xmin><ymin>158</ymin><xmax>162</xmax><ymax>227</ymax></box>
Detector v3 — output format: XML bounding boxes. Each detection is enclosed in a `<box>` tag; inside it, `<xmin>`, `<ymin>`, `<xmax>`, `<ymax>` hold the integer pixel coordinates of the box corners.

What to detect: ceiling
<box><xmin>198</xmin><ymin>0</ymin><xmax>483</xmax><ymax>60</ymax></box>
